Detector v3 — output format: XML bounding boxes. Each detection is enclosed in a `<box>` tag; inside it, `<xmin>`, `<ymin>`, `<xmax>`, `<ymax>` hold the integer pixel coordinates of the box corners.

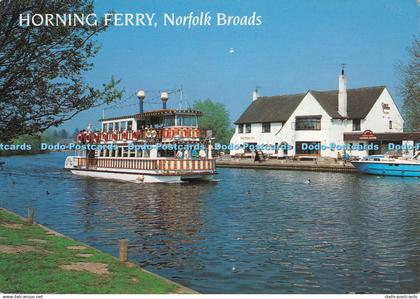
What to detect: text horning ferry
<box><xmin>64</xmin><ymin>90</ymin><xmax>216</xmax><ymax>183</ymax></box>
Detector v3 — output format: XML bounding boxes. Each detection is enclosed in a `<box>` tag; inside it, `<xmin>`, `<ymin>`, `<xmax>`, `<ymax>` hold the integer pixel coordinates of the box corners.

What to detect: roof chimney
<box><xmin>338</xmin><ymin>65</ymin><xmax>347</xmax><ymax>117</ymax></box>
<box><xmin>161</xmin><ymin>91</ymin><xmax>169</xmax><ymax>110</ymax></box>
<box><xmin>252</xmin><ymin>87</ymin><xmax>260</xmax><ymax>101</ymax></box>
<box><xmin>136</xmin><ymin>90</ymin><xmax>145</xmax><ymax>114</ymax></box>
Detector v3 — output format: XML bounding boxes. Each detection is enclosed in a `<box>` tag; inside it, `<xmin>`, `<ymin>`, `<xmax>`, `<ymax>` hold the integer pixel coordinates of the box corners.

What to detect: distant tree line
<box><xmin>193</xmin><ymin>99</ymin><xmax>234</xmax><ymax>146</ymax></box>
<box><xmin>0</xmin><ymin>128</ymin><xmax>80</xmax><ymax>156</ymax></box>
<box><xmin>397</xmin><ymin>35</ymin><xmax>420</xmax><ymax>131</ymax></box>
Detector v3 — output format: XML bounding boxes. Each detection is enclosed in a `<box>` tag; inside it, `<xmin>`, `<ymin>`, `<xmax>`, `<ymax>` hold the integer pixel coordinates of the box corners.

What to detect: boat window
<box><xmin>182</xmin><ymin>116</ymin><xmax>197</xmax><ymax>126</ymax></box>
<box><xmin>102</xmin><ymin>123</ymin><xmax>108</xmax><ymax>132</ymax></box>
<box><xmin>175</xmin><ymin>115</ymin><xmax>182</xmax><ymax>126</ymax></box>
<box><xmin>108</xmin><ymin>123</ymin><xmax>113</xmax><ymax>132</ymax></box>
<box><xmin>114</xmin><ymin>122</ymin><xmax>120</xmax><ymax>131</ymax></box>
<box><xmin>137</xmin><ymin>120</ymin><xmax>145</xmax><ymax>130</ymax></box>
<box><xmin>160</xmin><ymin>149</ymin><xmax>175</xmax><ymax>158</ymax></box>
<box><xmin>127</xmin><ymin>121</ymin><xmax>133</xmax><ymax>131</ymax></box>
<box><xmin>163</xmin><ymin>116</ymin><xmax>175</xmax><ymax>127</ymax></box>
<box><xmin>121</xmin><ymin>121</ymin><xmax>127</xmax><ymax>131</ymax></box>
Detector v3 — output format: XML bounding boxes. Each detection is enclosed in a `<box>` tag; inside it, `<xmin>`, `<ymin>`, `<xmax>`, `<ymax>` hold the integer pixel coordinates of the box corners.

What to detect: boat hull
<box><xmin>68</xmin><ymin>168</ymin><xmax>215</xmax><ymax>183</ymax></box>
<box><xmin>351</xmin><ymin>161</ymin><xmax>420</xmax><ymax>177</ymax></box>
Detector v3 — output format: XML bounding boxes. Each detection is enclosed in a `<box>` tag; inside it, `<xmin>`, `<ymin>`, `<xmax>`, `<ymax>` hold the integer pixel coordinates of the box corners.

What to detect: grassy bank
<box><xmin>0</xmin><ymin>208</ymin><xmax>191</xmax><ymax>294</ymax></box>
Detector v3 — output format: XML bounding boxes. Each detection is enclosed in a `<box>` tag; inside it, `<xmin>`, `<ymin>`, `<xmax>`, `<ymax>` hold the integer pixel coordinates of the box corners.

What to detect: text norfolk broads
<box><xmin>64</xmin><ymin>91</ymin><xmax>216</xmax><ymax>183</ymax></box>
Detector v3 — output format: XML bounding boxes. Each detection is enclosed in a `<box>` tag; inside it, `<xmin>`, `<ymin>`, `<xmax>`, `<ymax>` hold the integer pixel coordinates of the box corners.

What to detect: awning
<box><xmin>344</xmin><ymin>131</ymin><xmax>420</xmax><ymax>142</ymax></box>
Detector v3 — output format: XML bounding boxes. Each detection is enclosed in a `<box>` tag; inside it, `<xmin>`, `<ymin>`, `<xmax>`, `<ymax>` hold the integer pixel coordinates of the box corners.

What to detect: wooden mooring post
<box><xmin>119</xmin><ymin>239</ymin><xmax>128</xmax><ymax>262</ymax></box>
<box><xmin>27</xmin><ymin>207</ymin><xmax>34</xmax><ymax>224</ymax></box>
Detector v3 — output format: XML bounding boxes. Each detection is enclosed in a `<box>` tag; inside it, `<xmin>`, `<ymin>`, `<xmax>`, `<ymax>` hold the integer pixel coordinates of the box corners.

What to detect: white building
<box><xmin>230</xmin><ymin>70</ymin><xmax>419</xmax><ymax>158</ymax></box>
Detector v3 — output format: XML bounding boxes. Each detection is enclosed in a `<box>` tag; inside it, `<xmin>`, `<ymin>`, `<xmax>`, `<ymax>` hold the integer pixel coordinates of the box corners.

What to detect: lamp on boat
<box><xmin>161</xmin><ymin>91</ymin><xmax>169</xmax><ymax>110</ymax></box>
<box><xmin>137</xmin><ymin>90</ymin><xmax>145</xmax><ymax>114</ymax></box>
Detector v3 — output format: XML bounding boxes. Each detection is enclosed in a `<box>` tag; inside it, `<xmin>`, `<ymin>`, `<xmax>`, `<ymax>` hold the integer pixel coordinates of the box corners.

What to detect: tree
<box><xmin>397</xmin><ymin>36</ymin><xmax>420</xmax><ymax>131</ymax></box>
<box><xmin>0</xmin><ymin>0</ymin><xmax>123</xmax><ymax>142</ymax></box>
<box><xmin>59</xmin><ymin>129</ymin><xmax>69</xmax><ymax>139</ymax></box>
<box><xmin>72</xmin><ymin>128</ymin><xmax>80</xmax><ymax>140</ymax></box>
<box><xmin>193</xmin><ymin>99</ymin><xmax>234</xmax><ymax>145</ymax></box>
<box><xmin>52</xmin><ymin>130</ymin><xmax>59</xmax><ymax>140</ymax></box>
<box><xmin>12</xmin><ymin>134</ymin><xmax>42</xmax><ymax>154</ymax></box>
<box><xmin>41</xmin><ymin>131</ymin><xmax>55</xmax><ymax>144</ymax></box>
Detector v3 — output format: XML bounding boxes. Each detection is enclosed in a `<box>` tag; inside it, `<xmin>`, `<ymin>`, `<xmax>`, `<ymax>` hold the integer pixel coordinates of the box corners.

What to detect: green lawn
<box><xmin>0</xmin><ymin>208</ymin><xmax>190</xmax><ymax>294</ymax></box>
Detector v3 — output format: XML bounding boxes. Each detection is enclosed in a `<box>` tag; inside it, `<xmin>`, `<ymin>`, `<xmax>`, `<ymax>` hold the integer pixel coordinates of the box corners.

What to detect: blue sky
<box><xmin>62</xmin><ymin>0</ymin><xmax>419</xmax><ymax>132</ymax></box>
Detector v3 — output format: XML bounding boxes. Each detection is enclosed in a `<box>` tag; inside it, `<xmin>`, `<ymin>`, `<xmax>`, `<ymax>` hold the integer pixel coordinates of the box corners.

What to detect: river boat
<box><xmin>351</xmin><ymin>152</ymin><xmax>420</xmax><ymax>177</ymax></box>
<box><xmin>64</xmin><ymin>91</ymin><xmax>216</xmax><ymax>183</ymax></box>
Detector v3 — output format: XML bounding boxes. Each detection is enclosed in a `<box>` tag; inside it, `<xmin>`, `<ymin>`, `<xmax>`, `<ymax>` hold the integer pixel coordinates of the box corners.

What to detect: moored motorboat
<box><xmin>351</xmin><ymin>153</ymin><xmax>420</xmax><ymax>177</ymax></box>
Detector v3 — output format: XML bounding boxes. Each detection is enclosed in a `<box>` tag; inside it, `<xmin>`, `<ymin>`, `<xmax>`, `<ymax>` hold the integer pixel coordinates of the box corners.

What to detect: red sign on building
<box><xmin>359</xmin><ymin>130</ymin><xmax>377</xmax><ymax>140</ymax></box>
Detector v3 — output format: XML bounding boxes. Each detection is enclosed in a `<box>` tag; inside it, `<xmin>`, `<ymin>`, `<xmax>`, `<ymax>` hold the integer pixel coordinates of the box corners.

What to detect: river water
<box><xmin>0</xmin><ymin>152</ymin><xmax>419</xmax><ymax>293</ymax></box>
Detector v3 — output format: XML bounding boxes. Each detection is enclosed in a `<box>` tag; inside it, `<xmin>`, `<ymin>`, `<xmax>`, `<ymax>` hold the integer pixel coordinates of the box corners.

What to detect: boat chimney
<box><xmin>252</xmin><ymin>87</ymin><xmax>260</xmax><ymax>102</ymax></box>
<box><xmin>161</xmin><ymin>91</ymin><xmax>169</xmax><ymax>109</ymax></box>
<box><xmin>137</xmin><ymin>90</ymin><xmax>145</xmax><ymax>114</ymax></box>
<box><xmin>338</xmin><ymin>65</ymin><xmax>347</xmax><ymax>117</ymax></box>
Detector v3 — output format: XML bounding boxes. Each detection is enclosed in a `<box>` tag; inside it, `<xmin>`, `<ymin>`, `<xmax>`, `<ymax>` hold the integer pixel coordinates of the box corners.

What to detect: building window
<box><xmin>295</xmin><ymin>142</ymin><xmax>321</xmax><ymax>155</ymax></box>
<box><xmin>262</xmin><ymin>122</ymin><xmax>271</xmax><ymax>133</ymax></box>
<box><xmin>295</xmin><ymin>117</ymin><xmax>321</xmax><ymax>130</ymax></box>
<box><xmin>238</xmin><ymin>124</ymin><xmax>244</xmax><ymax>134</ymax></box>
<box><xmin>244</xmin><ymin>143</ymin><xmax>256</xmax><ymax>153</ymax></box>
<box><xmin>245</xmin><ymin>123</ymin><xmax>251</xmax><ymax>133</ymax></box>
<box><xmin>352</xmin><ymin>119</ymin><xmax>361</xmax><ymax>131</ymax></box>
<box><xmin>389</xmin><ymin>120</ymin><xmax>393</xmax><ymax>129</ymax></box>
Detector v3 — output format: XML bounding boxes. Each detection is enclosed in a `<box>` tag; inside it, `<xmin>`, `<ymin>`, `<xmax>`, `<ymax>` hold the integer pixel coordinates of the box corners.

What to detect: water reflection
<box><xmin>71</xmin><ymin>177</ymin><xmax>213</xmax><ymax>272</ymax></box>
<box><xmin>0</xmin><ymin>153</ymin><xmax>419</xmax><ymax>293</ymax></box>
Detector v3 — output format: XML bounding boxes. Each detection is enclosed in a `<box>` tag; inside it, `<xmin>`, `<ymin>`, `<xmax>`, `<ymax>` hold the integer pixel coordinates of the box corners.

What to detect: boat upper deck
<box><xmin>77</xmin><ymin>107</ymin><xmax>210</xmax><ymax>144</ymax></box>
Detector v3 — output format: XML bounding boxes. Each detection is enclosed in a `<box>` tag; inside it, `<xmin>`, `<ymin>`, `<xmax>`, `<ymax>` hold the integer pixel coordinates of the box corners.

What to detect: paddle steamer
<box><xmin>64</xmin><ymin>91</ymin><xmax>216</xmax><ymax>183</ymax></box>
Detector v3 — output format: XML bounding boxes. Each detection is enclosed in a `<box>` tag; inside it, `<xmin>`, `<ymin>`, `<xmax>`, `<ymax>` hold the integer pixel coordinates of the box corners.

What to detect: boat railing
<box><xmin>75</xmin><ymin>157</ymin><xmax>216</xmax><ymax>173</ymax></box>
<box><xmin>77</xmin><ymin>127</ymin><xmax>208</xmax><ymax>143</ymax></box>
<box><xmin>157</xmin><ymin>159</ymin><xmax>216</xmax><ymax>172</ymax></box>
